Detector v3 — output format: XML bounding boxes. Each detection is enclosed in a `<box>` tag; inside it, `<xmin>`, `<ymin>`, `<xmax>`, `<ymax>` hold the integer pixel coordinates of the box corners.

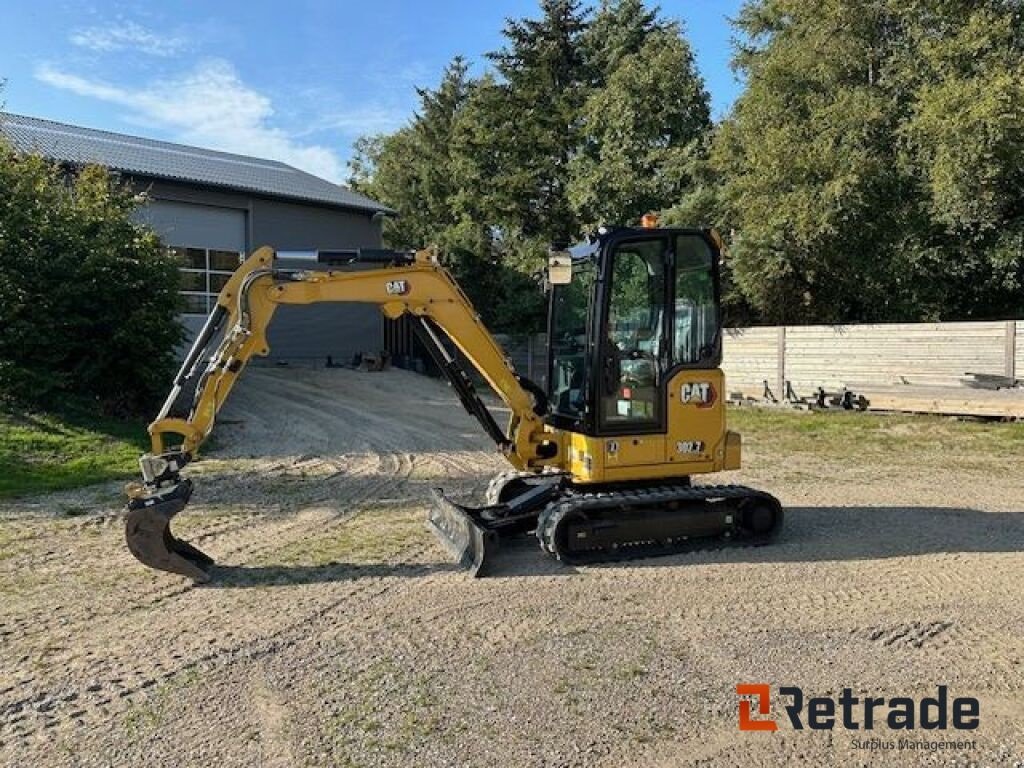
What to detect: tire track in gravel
<box><xmin>0</xmin><ymin>534</ymin><xmax>445</xmax><ymax>747</ymax></box>
<box><xmin>0</xmin><ymin>369</ymin><xmax>497</xmax><ymax>752</ymax></box>
<box><xmin>3</xmin><ymin>552</ymin><xmax>407</xmax><ymax>737</ymax></box>
<box><xmin>5</xmin><ymin>445</ymin><xmax>418</xmax><ymax>665</ymax></box>
<box><xmin>0</xmin><ymin>450</ymin><xmax>413</xmax><ymax>647</ymax></box>
<box><xmin>250</xmin><ymin>672</ymin><xmax>296</xmax><ymax>768</ymax></box>
<box><xmin>0</xmin><ymin>495</ymin><xmax>377</xmax><ymax>655</ymax></box>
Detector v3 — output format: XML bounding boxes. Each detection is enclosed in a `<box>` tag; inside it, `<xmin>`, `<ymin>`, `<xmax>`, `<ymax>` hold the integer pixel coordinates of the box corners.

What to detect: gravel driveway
<box><xmin>1</xmin><ymin>367</ymin><xmax>1022</xmax><ymax>767</ymax></box>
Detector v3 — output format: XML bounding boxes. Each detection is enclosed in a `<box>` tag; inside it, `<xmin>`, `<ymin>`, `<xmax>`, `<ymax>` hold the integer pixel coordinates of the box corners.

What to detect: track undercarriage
<box><xmin>428</xmin><ymin>473</ymin><xmax>784</xmax><ymax>577</ymax></box>
<box><xmin>127</xmin><ymin>461</ymin><xmax>782</xmax><ymax>582</ymax></box>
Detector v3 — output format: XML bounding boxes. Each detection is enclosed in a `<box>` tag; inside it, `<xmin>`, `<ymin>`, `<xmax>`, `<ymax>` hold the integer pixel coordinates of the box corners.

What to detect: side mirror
<box><xmin>548</xmin><ymin>250</ymin><xmax>572</xmax><ymax>285</ymax></box>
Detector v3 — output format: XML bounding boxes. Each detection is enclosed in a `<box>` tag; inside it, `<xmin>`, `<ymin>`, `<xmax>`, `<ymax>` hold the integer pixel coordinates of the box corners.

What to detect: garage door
<box><xmin>136</xmin><ymin>200</ymin><xmax>246</xmax><ymax>252</ymax></box>
<box><xmin>135</xmin><ymin>200</ymin><xmax>247</xmax><ymax>341</ymax></box>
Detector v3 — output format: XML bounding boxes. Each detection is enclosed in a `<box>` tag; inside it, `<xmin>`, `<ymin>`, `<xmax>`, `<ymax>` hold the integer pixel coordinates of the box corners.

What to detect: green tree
<box><xmin>582</xmin><ymin>0</ymin><xmax>664</xmax><ymax>83</ymax></box>
<box><xmin>350</xmin><ymin>0</ymin><xmax>718</xmax><ymax>333</ymax></box>
<box><xmin>481</xmin><ymin>0</ymin><xmax>591</xmax><ymax>244</ymax></box>
<box><xmin>0</xmin><ymin>147</ymin><xmax>183</xmax><ymax>414</ymax></box>
<box><xmin>569</xmin><ymin>22</ymin><xmax>712</xmax><ymax>229</ymax></box>
<box><xmin>715</xmin><ymin>0</ymin><xmax>1023</xmax><ymax>323</ymax></box>
<box><xmin>898</xmin><ymin>1</ymin><xmax>1024</xmax><ymax>319</ymax></box>
<box><xmin>349</xmin><ymin>61</ymin><xmax>547</xmax><ymax>332</ymax></box>
<box><xmin>350</xmin><ymin>57</ymin><xmax>475</xmax><ymax>251</ymax></box>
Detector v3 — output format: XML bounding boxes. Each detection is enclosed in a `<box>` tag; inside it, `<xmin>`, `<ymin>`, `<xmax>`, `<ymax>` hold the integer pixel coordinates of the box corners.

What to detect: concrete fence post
<box><xmin>1007</xmin><ymin>320</ymin><xmax>1017</xmax><ymax>380</ymax></box>
<box><xmin>777</xmin><ymin>326</ymin><xmax>787</xmax><ymax>399</ymax></box>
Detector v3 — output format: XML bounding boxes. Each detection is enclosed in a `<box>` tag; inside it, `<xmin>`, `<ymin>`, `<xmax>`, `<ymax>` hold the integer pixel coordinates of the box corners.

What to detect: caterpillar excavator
<box><xmin>124</xmin><ymin>222</ymin><xmax>783</xmax><ymax>582</ymax></box>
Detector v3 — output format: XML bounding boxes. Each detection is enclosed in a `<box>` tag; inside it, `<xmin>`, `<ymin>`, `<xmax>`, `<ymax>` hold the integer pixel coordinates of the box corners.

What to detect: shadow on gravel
<box><xmin>203</xmin><ymin>546</ymin><xmax>581</xmax><ymax>584</ymax></box>
<box><xmin>590</xmin><ymin>505</ymin><xmax>1024</xmax><ymax>570</ymax></box>
<box><xmin>204</xmin><ymin>561</ymin><xmax>462</xmax><ymax>587</ymax></box>
<box><xmin>194</xmin><ymin>506</ymin><xmax>1024</xmax><ymax>584</ymax></box>
<box><xmin>480</xmin><ymin>536</ymin><xmax>581</xmax><ymax>579</ymax></box>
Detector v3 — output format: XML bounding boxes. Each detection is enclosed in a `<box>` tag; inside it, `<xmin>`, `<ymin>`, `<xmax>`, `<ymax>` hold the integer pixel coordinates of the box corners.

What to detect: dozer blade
<box><xmin>124</xmin><ymin>479</ymin><xmax>214</xmax><ymax>583</ymax></box>
<box><xmin>427</xmin><ymin>488</ymin><xmax>501</xmax><ymax>577</ymax></box>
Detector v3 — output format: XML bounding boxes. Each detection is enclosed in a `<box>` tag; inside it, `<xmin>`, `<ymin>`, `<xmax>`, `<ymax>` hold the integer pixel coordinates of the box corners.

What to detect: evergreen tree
<box><xmin>349</xmin><ymin>57</ymin><xmax>475</xmax><ymax>251</ymax></box>
<box><xmin>482</xmin><ymin>0</ymin><xmax>591</xmax><ymax>244</ymax></box>
<box><xmin>583</xmin><ymin>0</ymin><xmax>664</xmax><ymax>83</ymax></box>
<box><xmin>716</xmin><ymin>0</ymin><xmax>1023</xmax><ymax>323</ymax></box>
<box><xmin>569</xmin><ymin>21</ymin><xmax>711</xmax><ymax>229</ymax></box>
<box><xmin>349</xmin><ymin>60</ymin><xmax>547</xmax><ymax>332</ymax></box>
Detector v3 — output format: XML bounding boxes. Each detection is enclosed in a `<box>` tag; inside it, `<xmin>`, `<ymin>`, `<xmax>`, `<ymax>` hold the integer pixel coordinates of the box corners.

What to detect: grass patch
<box><xmin>728</xmin><ymin>406</ymin><xmax>1024</xmax><ymax>460</ymax></box>
<box><xmin>269</xmin><ymin>508</ymin><xmax>424</xmax><ymax>566</ymax></box>
<box><xmin>0</xmin><ymin>405</ymin><xmax>148</xmax><ymax>498</ymax></box>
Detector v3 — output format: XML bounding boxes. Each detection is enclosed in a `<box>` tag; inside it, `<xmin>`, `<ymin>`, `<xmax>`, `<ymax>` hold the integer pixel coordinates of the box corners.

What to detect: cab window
<box><xmin>600</xmin><ymin>238</ymin><xmax>667</xmax><ymax>429</ymax></box>
<box><xmin>673</xmin><ymin>235</ymin><xmax>719</xmax><ymax>366</ymax></box>
<box><xmin>549</xmin><ymin>261</ymin><xmax>595</xmax><ymax>419</ymax></box>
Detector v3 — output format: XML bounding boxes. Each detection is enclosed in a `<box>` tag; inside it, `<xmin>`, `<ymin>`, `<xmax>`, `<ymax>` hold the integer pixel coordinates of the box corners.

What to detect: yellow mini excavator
<box><xmin>124</xmin><ymin>223</ymin><xmax>783</xmax><ymax>581</ymax></box>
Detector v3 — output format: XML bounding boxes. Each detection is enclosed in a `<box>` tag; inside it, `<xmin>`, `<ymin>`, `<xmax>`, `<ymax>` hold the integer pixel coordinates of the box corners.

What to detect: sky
<box><xmin>0</xmin><ymin>1</ymin><xmax>746</xmax><ymax>183</ymax></box>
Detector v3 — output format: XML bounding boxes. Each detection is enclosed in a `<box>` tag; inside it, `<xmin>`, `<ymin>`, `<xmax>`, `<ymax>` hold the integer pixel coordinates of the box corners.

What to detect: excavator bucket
<box><xmin>427</xmin><ymin>489</ymin><xmax>501</xmax><ymax>577</ymax></box>
<box><xmin>124</xmin><ymin>479</ymin><xmax>214</xmax><ymax>583</ymax></box>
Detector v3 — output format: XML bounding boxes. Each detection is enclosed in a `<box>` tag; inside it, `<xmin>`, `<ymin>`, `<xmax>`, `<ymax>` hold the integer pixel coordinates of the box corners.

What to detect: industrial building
<box><xmin>0</xmin><ymin>112</ymin><xmax>392</xmax><ymax>361</ymax></box>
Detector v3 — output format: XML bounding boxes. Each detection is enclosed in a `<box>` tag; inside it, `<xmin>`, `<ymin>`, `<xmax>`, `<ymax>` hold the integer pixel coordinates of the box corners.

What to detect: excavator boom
<box><xmin>125</xmin><ymin>246</ymin><xmax>558</xmax><ymax>581</ymax></box>
<box><xmin>125</xmin><ymin>230</ymin><xmax>783</xmax><ymax>582</ymax></box>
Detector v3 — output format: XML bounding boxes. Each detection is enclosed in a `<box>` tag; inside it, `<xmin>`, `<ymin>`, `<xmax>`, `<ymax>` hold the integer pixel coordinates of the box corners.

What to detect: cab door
<box><xmin>595</xmin><ymin>234</ymin><xmax>669</xmax><ymax>467</ymax></box>
<box><xmin>664</xmin><ymin>233</ymin><xmax>726</xmax><ymax>469</ymax></box>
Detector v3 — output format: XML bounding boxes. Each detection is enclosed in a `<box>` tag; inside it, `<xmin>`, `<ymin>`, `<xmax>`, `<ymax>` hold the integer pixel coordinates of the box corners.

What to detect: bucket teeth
<box><xmin>124</xmin><ymin>478</ymin><xmax>214</xmax><ymax>583</ymax></box>
<box><xmin>427</xmin><ymin>488</ymin><xmax>500</xmax><ymax>577</ymax></box>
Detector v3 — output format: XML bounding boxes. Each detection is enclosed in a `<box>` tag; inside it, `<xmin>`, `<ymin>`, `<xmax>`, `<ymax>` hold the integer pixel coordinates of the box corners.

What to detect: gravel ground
<box><xmin>0</xmin><ymin>367</ymin><xmax>1022</xmax><ymax>767</ymax></box>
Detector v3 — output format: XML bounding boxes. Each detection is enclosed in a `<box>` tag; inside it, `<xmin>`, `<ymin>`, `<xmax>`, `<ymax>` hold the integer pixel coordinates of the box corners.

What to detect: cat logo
<box><xmin>681</xmin><ymin>381</ymin><xmax>716</xmax><ymax>408</ymax></box>
<box><xmin>385</xmin><ymin>280</ymin><xmax>410</xmax><ymax>296</ymax></box>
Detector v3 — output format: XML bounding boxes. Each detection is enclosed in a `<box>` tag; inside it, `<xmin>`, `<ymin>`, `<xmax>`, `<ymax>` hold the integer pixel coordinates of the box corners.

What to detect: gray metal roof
<box><xmin>0</xmin><ymin>112</ymin><xmax>391</xmax><ymax>214</ymax></box>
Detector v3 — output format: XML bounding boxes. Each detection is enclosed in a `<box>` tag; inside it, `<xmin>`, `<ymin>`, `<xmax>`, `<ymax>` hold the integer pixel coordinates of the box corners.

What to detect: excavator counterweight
<box><xmin>124</xmin><ymin>230</ymin><xmax>783</xmax><ymax>581</ymax></box>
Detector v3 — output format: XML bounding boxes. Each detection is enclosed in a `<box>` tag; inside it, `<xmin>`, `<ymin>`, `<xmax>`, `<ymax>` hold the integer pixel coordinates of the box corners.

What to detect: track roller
<box><xmin>537</xmin><ymin>484</ymin><xmax>783</xmax><ymax>565</ymax></box>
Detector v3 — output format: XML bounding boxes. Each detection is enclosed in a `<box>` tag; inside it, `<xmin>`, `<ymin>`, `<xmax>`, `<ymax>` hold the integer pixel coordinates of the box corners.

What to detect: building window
<box><xmin>170</xmin><ymin>246</ymin><xmax>242</xmax><ymax>315</ymax></box>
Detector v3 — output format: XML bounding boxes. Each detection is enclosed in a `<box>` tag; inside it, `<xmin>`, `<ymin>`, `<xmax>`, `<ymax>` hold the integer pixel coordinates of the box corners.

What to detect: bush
<box><xmin>0</xmin><ymin>144</ymin><xmax>183</xmax><ymax>416</ymax></box>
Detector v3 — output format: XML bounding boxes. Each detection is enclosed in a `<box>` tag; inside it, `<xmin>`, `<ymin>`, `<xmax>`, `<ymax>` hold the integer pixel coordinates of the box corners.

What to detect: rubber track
<box><xmin>484</xmin><ymin>470</ymin><xmax>531</xmax><ymax>506</ymax></box>
<box><xmin>535</xmin><ymin>483</ymin><xmax>783</xmax><ymax>566</ymax></box>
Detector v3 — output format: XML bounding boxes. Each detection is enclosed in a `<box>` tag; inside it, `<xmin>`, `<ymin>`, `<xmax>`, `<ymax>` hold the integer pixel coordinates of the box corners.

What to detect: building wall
<box><xmin>250</xmin><ymin>197</ymin><xmax>380</xmax><ymax>250</ymax></box>
<box><xmin>136</xmin><ymin>198</ymin><xmax>246</xmax><ymax>252</ymax></box>
<box><xmin>132</xmin><ymin>178</ymin><xmax>385</xmax><ymax>362</ymax></box>
<box><xmin>251</xmin><ymin>197</ymin><xmax>385</xmax><ymax>364</ymax></box>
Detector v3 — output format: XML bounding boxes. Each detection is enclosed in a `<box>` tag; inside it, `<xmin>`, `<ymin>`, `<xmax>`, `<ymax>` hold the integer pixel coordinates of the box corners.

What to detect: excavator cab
<box><xmin>544</xmin><ymin>228</ymin><xmax>726</xmax><ymax>469</ymax></box>
<box><xmin>432</xmin><ymin>226</ymin><xmax>779</xmax><ymax>573</ymax></box>
<box><xmin>125</xmin><ymin>228</ymin><xmax>781</xmax><ymax>583</ymax></box>
<box><xmin>547</xmin><ymin>228</ymin><xmax>722</xmax><ymax>439</ymax></box>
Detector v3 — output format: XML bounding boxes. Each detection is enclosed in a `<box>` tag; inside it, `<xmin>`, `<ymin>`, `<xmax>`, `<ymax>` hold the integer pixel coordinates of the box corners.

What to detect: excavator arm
<box><xmin>126</xmin><ymin>227</ymin><xmax>785</xmax><ymax>583</ymax></box>
<box><xmin>125</xmin><ymin>246</ymin><xmax>558</xmax><ymax>581</ymax></box>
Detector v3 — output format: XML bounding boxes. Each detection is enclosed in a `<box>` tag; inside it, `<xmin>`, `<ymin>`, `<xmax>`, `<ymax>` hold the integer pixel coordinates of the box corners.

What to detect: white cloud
<box><xmin>286</xmin><ymin>83</ymin><xmax>413</xmax><ymax>138</ymax></box>
<box><xmin>70</xmin><ymin>21</ymin><xmax>188</xmax><ymax>57</ymax></box>
<box><xmin>295</xmin><ymin>107</ymin><xmax>409</xmax><ymax>138</ymax></box>
<box><xmin>35</xmin><ymin>60</ymin><xmax>348</xmax><ymax>182</ymax></box>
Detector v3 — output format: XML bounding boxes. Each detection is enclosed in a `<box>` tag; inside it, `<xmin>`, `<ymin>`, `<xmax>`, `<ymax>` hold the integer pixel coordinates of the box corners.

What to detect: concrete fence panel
<box><xmin>782</xmin><ymin>322</ymin><xmax>1008</xmax><ymax>390</ymax></box>
<box><xmin>721</xmin><ymin>320</ymin><xmax>1022</xmax><ymax>417</ymax></box>
<box><xmin>1015</xmin><ymin>321</ymin><xmax>1023</xmax><ymax>381</ymax></box>
<box><xmin>721</xmin><ymin>328</ymin><xmax>779</xmax><ymax>394</ymax></box>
